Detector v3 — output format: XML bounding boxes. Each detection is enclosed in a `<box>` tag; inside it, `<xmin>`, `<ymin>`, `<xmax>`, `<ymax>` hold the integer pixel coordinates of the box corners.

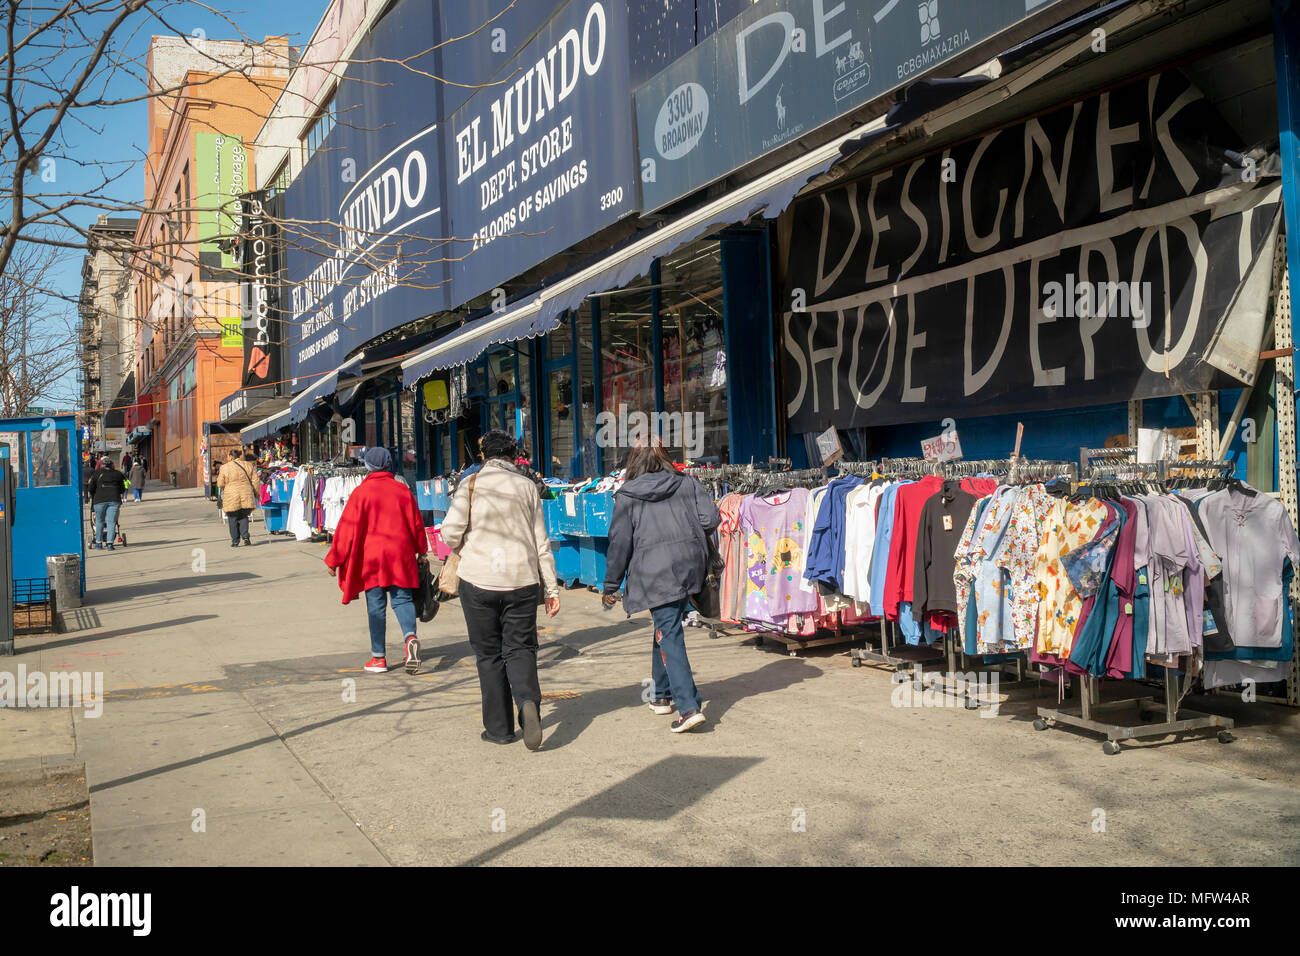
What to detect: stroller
<box><xmin>87</xmin><ymin>498</ymin><xmax>128</xmax><ymax>549</ymax></box>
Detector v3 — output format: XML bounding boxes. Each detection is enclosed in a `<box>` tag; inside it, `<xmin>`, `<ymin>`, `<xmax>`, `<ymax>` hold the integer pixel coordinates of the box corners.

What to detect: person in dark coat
<box><xmin>87</xmin><ymin>457</ymin><xmax>127</xmax><ymax>550</ymax></box>
<box><xmin>603</xmin><ymin>444</ymin><xmax>720</xmax><ymax>733</ymax></box>
<box><xmin>128</xmin><ymin>458</ymin><xmax>146</xmax><ymax>501</ymax></box>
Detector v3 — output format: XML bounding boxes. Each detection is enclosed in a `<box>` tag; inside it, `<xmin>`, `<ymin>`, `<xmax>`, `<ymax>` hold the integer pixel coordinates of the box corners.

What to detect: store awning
<box><xmin>399</xmin><ymin>111</ymin><xmax>893</xmax><ymax>386</ymax></box>
<box><xmin>240</xmin><ymin>405</ymin><xmax>294</xmax><ymax>444</ymax></box>
<box><xmin>284</xmin><ymin>353</ymin><xmax>365</xmax><ymax>427</ymax></box>
<box><xmin>219</xmin><ymin>386</ymin><xmax>288</xmax><ymax>426</ymax></box>
<box><xmin>126</xmin><ymin>425</ymin><xmax>152</xmax><ymax>443</ymax></box>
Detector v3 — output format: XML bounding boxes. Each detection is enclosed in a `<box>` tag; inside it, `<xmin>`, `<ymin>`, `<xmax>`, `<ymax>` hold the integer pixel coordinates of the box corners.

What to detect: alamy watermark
<box><xmin>593</xmin><ymin>404</ymin><xmax>705</xmax><ymax>459</ymax></box>
<box><xmin>891</xmin><ymin>665</ymin><xmax>1000</xmax><ymax>716</ymax></box>
<box><xmin>0</xmin><ymin>665</ymin><xmax>104</xmax><ymax>718</ymax></box>
<box><xmin>1041</xmin><ymin>275</ymin><xmax>1153</xmax><ymax>327</ymax></box>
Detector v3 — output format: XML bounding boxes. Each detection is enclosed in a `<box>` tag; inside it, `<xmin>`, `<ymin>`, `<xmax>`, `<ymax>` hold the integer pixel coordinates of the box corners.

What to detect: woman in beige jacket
<box><xmin>216</xmin><ymin>448</ymin><xmax>261</xmax><ymax>547</ymax></box>
<box><xmin>440</xmin><ymin>429</ymin><xmax>560</xmax><ymax>750</ymax></box>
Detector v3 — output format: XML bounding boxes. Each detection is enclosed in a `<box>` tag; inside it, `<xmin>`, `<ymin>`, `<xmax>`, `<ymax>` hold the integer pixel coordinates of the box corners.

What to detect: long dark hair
<box><xmin>623</xmin><ymin>443</ymin><xmax>674</xmax><ymax>481</ymax></box>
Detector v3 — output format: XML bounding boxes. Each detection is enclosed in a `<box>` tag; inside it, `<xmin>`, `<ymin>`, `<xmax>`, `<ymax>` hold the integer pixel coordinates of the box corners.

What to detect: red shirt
<box><xmin>324</xmin><ymin>472</ymin><xmax>428</xmax><ymax>604</ymax></box>
<box><xmin>882</xmin><ymin>475</ymin><xmax>943</xmax><ymax>620</ymax></box>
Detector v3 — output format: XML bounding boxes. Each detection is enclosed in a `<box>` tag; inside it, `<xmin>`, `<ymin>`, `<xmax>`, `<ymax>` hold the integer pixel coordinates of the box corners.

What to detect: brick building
<box><xmin>128</xmin><ymin>35</ymin><xmax>289</xmax><ymax>487</ymax></box>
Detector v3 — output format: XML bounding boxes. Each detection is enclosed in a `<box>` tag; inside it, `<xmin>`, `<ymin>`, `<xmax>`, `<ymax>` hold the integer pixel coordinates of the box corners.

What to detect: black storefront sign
<box><xmin>781</xmin><ymin>70</ymin><xmax>1283</xmax><ymax>433</ymax></box>
<box><xmin>239</xmin><ymin>191</ymin><xmax>282</xmax><ymax>390</ymax></box>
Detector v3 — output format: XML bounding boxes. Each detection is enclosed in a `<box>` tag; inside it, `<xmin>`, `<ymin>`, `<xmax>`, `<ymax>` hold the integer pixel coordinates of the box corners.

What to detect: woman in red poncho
<box><xmin>324</xmin><ymin>446</ymin><xmax>429</xmax><ymax>674</ymax></box>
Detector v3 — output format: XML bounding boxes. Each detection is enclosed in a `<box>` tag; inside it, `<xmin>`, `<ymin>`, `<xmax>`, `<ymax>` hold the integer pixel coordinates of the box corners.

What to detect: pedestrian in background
<box><xmin>324</xmin><ymin>446</ymin><xmax>429</xmax><ymax>674</ymax></box>
<box><xmin>87</xmin><ymin>456</ymin><xmax>127</xmax><ymax>551</ymax></box>
<box><xmin>128</xmin><ymin>457</ymin><xmax>146</xmax><ymax>502</ymax></box>
<box><xmin>440</xmin><ymin>429</ymin><xmax>560</xmax><ymax>750</ymax></box>
<box><xmin>216</xmin><ymin>447</ymin><xmax>259</xmax><ymax>548</ymax></box>
<box><xmin>603</xmin><ymin>443</ymin><xmax>720</xmax><ymax>733</ymax></box>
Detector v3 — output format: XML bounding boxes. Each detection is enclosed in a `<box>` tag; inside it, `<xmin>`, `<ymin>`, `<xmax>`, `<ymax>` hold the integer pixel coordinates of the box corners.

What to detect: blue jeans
<box><xmin>650</xmin><ymin>598</ymin><xmax>702</xmax><ymax>716</ymax></box>
<box><xmin>132</xmin><ymin>488</ymin><xmax>141</xmax><ymax>501</ymax></box>
<box><xmin>92</xmin><ymin>501</ymin><xmax>120</xmax><ymax>547</ymax></box>
<box><xmin>364</xmin><ymin>586</ymin><xmax>416</xmax><ymax>658</ymax></box>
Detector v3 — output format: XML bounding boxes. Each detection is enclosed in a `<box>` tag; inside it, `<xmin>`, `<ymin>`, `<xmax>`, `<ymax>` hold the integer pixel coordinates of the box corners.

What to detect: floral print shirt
<box><xmin>1034</xmin><ymin>498</ymin><xmax>1110</xmax><ymax>657</ymax></box>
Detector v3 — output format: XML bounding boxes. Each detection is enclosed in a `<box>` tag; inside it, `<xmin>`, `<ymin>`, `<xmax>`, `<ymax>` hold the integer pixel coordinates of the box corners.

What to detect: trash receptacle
<box><xmin>47</xmin><ymin>553</ymin><xmax>81</xmax><ymax>610</ymax></box>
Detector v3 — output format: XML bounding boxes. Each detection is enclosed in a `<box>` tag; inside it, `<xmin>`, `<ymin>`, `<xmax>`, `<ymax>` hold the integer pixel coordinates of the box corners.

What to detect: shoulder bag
<box><xmin>234</xmin><ymin>460</ymin><xmax>260</xmax><ymax>510</ymax></box>
<box><xmin>437</xmin><ymin>473</ymin><xmax>477</xmax><ymax>599</ymax></box>
<box><xmin>683</xmin><ymin>481</ymin><xmax>724</xmax><ymax>620</ymax></box>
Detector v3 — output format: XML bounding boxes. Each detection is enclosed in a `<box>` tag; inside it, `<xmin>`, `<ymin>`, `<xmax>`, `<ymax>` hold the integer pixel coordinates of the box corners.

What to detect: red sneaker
<box><xmin>403</xmin><ymin>636</ymin><xmax>420</xmax><ymax>675</ymax></box>
<box><xmin>364</xmin><ymin>656</ymin><xmax>388</xmax><ymax>673</ymax></box>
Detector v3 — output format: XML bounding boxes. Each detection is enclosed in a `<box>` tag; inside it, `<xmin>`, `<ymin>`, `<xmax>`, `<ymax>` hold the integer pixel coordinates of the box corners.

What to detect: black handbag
<box><xmin>415</xmin><ymin>558</ymin><xmax>440</xmax><ymax>622</ymax></box>
<box><xmin>688</xmin><ymin>531</ymin><xmax>725</xmax><ymax>620</ymax></box>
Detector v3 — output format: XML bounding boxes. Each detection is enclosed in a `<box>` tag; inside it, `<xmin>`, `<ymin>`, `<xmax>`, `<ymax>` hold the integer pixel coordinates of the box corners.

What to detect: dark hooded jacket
<box><xmin>604</xmin><ymin>470</ymin><xmax>721</xmax><ymax>614</ymax></box>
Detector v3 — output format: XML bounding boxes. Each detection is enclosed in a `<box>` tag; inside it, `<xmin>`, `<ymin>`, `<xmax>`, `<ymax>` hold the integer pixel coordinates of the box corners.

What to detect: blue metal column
<box><xmin>590</xmin><ymin>297</ymin><xmax>604</xmax><ymax>475</ymax></box>
<box><xmin>720</xmin><ymin>227</ymin><xmax>778</xmax><ymax>463</ymax></box>
<box><xmin>1276</xmin><ymin>1</ymin><xmax>1300</xmax><ymax>355</ymax></box>
<box><xmin>651</xmin><ymin>260</ymin><xmax>664</xmax><ymax>417</ymax></box>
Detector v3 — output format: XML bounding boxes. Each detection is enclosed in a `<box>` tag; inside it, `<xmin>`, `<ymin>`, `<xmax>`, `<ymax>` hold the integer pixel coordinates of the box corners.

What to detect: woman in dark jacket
<box><xmin>602</xmin><ymin>444</ymin><xmax>720</xmax><ymax>733</ymax></box>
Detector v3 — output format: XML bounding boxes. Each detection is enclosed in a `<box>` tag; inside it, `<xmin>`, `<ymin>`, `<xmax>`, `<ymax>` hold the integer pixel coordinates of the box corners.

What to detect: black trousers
<box><xmin>460</xmin><ymin>579</ymin><xmax>542</xmax><ymax>738</ymax></box>
<box><xmin>226</xmin><ymin>508</ymin><xmax>252</xmax><ymax>544</ymax></box>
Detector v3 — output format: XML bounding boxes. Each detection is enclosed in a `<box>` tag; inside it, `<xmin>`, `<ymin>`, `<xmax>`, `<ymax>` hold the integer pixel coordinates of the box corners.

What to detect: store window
<box><xmin>0</xmin><ymin>432</ymin><xmax>28</xmax><ymax>488</ymax></box>
<box><xmin>30</xmin><ymin>431</ymin><xmax>70</xmax><ymax>487</ymax></box>
<box><xmin>400</xmin><ymin>391</ymin><xmax>416</xmax><ymax>470</ymax></box>
<box><xmin>596</xmin><ymin>282</ymin><xmax>655</xmax><ymax>471</ymax></box>
<box><xmin>660</xmin><ymin>241</ymin><xmax>728</xmax><ymax>463</ymax></box>
<box><xmin>547</xmin><ymin>365</ymin><xmax>576</xmax><ymax>478</ymax></box>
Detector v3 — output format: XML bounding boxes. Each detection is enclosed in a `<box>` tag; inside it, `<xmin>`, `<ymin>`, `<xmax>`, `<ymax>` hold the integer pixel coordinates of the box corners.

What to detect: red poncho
<box><xmin>324</xmin><ymin>472</ymin><xmax>428</xmax><ymax>604</ymax></box>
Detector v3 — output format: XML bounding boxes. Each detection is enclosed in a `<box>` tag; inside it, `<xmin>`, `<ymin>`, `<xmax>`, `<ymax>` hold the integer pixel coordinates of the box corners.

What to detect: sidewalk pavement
<box><xmin>4</xmin><ymin>489</ymin><xmax>1300</xmax><ymax>865</ymax></box>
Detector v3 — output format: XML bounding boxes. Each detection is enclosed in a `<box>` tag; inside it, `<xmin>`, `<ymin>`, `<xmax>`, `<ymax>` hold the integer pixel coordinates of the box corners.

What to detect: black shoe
<box><xmin>481</xmin><ymin>730</ymin><xmax>518</xmax><ymax>745</ymax></box>
<box><xmin>670</xmin><ymin>710</ymin><xmax>706</xmax><ymax>733</ymax></box>
<box><xmin>520</xmin><ymin>700</ymin><xmax>542</xmax><ymax>751</ymax></box>
<box><xmin>242</xmin><ymin>536</ymin><xmax>252</xmax><ymax>546</ymax></box>
<box><xmin>648</xmin><ymin>698</ymin><xmax>675</xmax><ymax>715</ymax></box>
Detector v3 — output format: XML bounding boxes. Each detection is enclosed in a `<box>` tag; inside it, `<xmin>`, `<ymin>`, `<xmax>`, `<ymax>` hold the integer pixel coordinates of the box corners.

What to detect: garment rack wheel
<box><xmin>1102</xmin><ymin>740</ymin><xmax>1122</xmax><ymax>756</ymax></box>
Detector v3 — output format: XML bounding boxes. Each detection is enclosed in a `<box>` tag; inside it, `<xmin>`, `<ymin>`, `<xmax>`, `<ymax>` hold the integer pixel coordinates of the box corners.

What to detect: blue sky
<box><xmin>32</xmin><ymin>0</ymin><xmax>329</xmax><ymax>410</ymax></box>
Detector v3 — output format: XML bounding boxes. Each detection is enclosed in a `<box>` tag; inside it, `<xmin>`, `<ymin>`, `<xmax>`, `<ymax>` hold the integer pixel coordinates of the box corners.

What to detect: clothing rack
<box><xmin>1033</xmin><ymin>663</ymin><xmax>1235</xmax><ymax>754</ymax></box>
<box><xmin>855</xmin><ymin>458</ymin><xmax>1075</xmax><ymax>698</ymax></box>
<box><xmin>1033</xmin><ymin>451</ymin><xmax>1237</xmax><ymax>753</ymax></box>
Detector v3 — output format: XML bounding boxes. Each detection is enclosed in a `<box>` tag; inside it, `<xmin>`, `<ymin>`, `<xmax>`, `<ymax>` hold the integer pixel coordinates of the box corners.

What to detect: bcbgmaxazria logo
<box><xmin>49</xmin><ymin>886</ymin><xmax>151</xmax><ymax>936</ymax></box>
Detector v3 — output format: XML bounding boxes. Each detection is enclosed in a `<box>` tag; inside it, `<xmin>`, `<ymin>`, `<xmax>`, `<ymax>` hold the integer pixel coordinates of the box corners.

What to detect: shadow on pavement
<box><xmin>456</xmin><ymin>754</ymin><xmax>764</xmax><ymax>865</ymax></box>
<box><xmin>540</xmin><ymin>657</ymin><xmax>823</xmax><ymax>750</ymax></box>
<box><xmin>87</xmin><ymin>573</ymin><xmax>259</xmax><ymax>602</ymax></box>
<box><xmin>22</xmin><ymin>615</ymin><xmax>221</xmax><ymax>653</ymax></box>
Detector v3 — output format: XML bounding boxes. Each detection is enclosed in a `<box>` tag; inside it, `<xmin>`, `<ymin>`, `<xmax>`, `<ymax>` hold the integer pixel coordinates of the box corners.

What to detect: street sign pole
<box><xmin>0</xmin><ymin>444</ymin><xmax>13</xmax><ymax>655</ymax></box>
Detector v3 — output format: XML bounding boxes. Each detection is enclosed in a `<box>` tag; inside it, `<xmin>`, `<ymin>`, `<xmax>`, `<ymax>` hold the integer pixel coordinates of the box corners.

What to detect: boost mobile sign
<box><xmin>444</xmin><ymin>0</ymin><xmax>641</xmax><ymax>304</ymax></box>
<box><xmin>635</xmin><ymin>0</ymin><xmax>1074</xmax><ymax>211</ymax></box>
<box><xmin>239</xmin><ymin>190</ymin><xmax>281</xmax><ymax>389</ymax></box>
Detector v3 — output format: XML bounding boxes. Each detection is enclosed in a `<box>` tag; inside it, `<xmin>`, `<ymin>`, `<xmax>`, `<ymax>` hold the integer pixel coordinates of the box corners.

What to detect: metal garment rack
<box><xmin>1033</xmin><ymin>664</ymin><xmax>1235</xmax><ymax>755</ymax></box>
<box><xmin>847</xmin><ymin>458</ymin><xmax>1075</xmax><ymax>676</ymax></box>
<box><xmin>1032</xmin><ymin>451</ymin><xmax>1236</xmax><ymax>753</ymax></box>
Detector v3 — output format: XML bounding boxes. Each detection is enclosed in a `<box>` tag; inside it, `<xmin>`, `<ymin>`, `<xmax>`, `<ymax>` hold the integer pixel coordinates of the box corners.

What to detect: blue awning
<box><xmin>240</xmin><ymin>406</ymin><xmax>293</xmax><ymax>443</ymax></box>
<box><xmin>400</xmin><ymin>113</ymin><xmax>885</xmax><ymax>387</ymax></box>
<box><xmin>284</xmin><ymin>353</ymin><xmax>365</xmax><ymax>427</ymax></box>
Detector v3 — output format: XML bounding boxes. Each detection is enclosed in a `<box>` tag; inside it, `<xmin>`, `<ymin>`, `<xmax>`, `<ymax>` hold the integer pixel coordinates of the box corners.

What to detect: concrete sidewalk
<box><xmin>4</xmin><ymin>490</ymin><xmax>1299</xmax><ymax>865</ymax></box>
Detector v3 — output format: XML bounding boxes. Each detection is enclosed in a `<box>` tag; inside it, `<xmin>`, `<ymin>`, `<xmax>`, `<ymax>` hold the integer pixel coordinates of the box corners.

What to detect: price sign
<box><xmin>921</xmin><ymin>430</ymin><xmax>963</xmax><ymax>463</ymax></box>
<box><xmin>815</xmin><ymin>426</ymin><xmax>843</xmax><ymax>466</ymax></box>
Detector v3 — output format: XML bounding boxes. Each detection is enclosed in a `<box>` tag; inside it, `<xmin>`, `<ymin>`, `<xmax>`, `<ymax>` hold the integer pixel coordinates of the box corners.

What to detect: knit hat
<box><xmin>361</xmin><ymin>446</ymin><xmax>393</xmax><ymax>472</ymax></box>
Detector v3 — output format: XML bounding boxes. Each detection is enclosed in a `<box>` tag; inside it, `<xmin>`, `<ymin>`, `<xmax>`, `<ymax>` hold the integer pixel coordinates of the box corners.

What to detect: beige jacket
<box><xmin>439</xmin><ymin>460</ymin><xmax>559</xmax><ymax>597</ymax></box>
<box><xmin>217</xmin><ymin>459</ymin><xmax>260</xmax><ymax>512</ymax></box>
